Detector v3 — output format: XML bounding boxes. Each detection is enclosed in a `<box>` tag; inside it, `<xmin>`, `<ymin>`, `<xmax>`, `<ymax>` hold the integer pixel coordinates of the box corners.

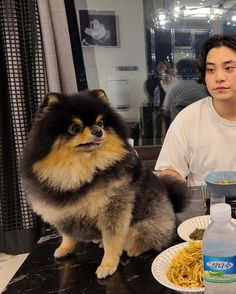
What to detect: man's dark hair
<box><xmin>197</xmin><ymin>34</ymin><xmax>236</xmax><ymax>83</ymax></box>
<box><xmin>176</xmin><ymin>58</ymin><xmax>198</xmax><ymax>80</ymax></box>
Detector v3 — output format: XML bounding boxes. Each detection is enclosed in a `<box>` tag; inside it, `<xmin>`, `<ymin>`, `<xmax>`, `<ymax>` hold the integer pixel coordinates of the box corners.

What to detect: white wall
<box><xmin>74</xmin><ymin>0</ymin><xmax>147</xmax><ymax>120</ymax></box>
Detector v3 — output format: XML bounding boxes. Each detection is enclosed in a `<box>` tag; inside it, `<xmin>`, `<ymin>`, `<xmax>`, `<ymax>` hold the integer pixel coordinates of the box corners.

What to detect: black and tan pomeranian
<box><xmin>21</xmin><ymin>89</ymin><xmax>186</xmax><ymax>279</ymax></box>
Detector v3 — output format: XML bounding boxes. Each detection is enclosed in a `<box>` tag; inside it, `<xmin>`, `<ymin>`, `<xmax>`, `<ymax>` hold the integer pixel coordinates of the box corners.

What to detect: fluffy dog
<box><xmin>21</xmin><ymin>89</ymin><xmax>187</xmax><ymax>279</ymax></box>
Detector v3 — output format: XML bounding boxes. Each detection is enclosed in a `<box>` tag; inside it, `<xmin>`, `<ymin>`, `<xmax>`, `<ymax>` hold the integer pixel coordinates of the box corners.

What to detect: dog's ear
<box><xmin>90</xmin><ymin>89</ymin><xmax>109</xmax><ymax>103</ymax></box>
<box><xmin>41</xmin><ymin>93</ymin><xmax>61</xmax><ymax>108</ymax></box>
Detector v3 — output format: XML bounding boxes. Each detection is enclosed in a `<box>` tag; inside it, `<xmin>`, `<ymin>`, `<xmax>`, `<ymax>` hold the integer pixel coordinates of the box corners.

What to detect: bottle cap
<box><xmin>210</xmin><ymin>203</ymin><xmax>231</xmax><ymax>222</ymax></box>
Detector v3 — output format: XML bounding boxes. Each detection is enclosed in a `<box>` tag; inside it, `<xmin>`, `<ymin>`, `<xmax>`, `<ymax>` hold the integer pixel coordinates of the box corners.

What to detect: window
<box><xmin>67</xmin><ymin>0</ymin><xmax>236</xmax><ymax>146</ymax></box>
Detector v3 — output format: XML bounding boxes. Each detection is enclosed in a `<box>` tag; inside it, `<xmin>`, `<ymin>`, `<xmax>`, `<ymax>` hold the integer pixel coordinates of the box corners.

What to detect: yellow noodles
<box><xmin>167</xmin><ymin>241</ymin><xmax>204</xmax><ymax>288</ymax></box>
<box><xmin>215</xmin><ymin>179</ymin><xmax>236</xmax><ymax>184</ymax></box>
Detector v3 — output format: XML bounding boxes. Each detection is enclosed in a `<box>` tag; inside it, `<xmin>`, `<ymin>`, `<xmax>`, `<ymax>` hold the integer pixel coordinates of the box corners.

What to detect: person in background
<box><xmin>155</xmin><ymin>34</ymin><xmax>236</xmax><ymax>186</ymax></box>
<box><xmin>144</xmin><ymin>61</ymin><xmax>173</xmax><ymax>107</ymax></box>
<box><xmin>144</xmin><ymin>61</ymin><xmax>176</xmax><ymax>141</ymax></box>
<box><xmin>157</xmin><ymin>61</ymin><xmax>175</xmax><ymax>95</ymax></box>
<box><xmin>162</xmin><ymin>58</ymin><xmax>208</xmax><ymax>121</ymax></box>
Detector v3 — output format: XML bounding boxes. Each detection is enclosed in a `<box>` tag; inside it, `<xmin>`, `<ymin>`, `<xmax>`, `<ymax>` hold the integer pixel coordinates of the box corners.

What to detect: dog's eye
<box><xmin>97</xmin><ymin>120</ymin><xmax>104</xmax><ymax>128</ymax></box>
<box><xmin>69</xmin><ymin>124</ymin><xmax>83</xmax><ymax>134</ymax></box>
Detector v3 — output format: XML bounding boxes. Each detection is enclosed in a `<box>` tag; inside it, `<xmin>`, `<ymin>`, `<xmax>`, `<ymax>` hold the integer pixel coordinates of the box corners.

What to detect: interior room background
<box><xmin>1</xmin><ymin>0</ymin><xmax>236</xmax><ymax>254</ymax></box>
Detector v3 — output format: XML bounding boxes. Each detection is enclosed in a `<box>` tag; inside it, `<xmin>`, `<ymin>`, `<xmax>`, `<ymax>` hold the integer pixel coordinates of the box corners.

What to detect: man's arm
<box><xmin>158</xmin><ymin>169</ymin><xmax>186</xmax><ymax>183</ymax></box>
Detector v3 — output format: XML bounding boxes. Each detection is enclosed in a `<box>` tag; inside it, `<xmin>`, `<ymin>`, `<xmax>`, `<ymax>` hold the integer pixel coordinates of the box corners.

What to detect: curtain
<box><xmin>0</xmin><ymin>0</ymin><xmax>47</xmax><ymax>254</ymax></box>
<box><xmin>37</xmin><ymin>0</ymin><xmax>87</xmax><ymax>93</ymax></box>
<box><xmin>0</xmin><ymin>0</ymin><xmax>87</xmax><ymax>254</ymax></box>
<box><xmin>37</xmin><ymin>0</ymin><xmax>78</xmax><ymax>93</ymax></box>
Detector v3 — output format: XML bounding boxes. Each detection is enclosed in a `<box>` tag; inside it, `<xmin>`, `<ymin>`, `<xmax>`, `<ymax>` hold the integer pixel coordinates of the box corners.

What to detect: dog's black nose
<box><xmin>91</xmin><ymin>127</ymin><xmax>103</xmax><ymax>137</ymax></box>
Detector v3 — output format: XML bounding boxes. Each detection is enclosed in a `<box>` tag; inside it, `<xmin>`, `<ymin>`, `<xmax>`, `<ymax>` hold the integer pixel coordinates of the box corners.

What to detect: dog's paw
<box><xmin>126</xmin><ymin>246</ymin><xmax>145</xmax><ymax>257</ymax></box>
<box><xmin>98</xmin><ymin>242</ymin><xmax>104</xmax><ymax>248</ymax></box>
<box><xmin>96</xmin><ymin>264</ymin><xmax>117</xmax><ymax>279</ymax></box>
<box><xmin>92</xmin><ymin>239</ymin><xmax>101</xmax><ymax>244</ymax></box>
<box><xmin>54</xmin><ymin>246</ymin><xmax>74</xmax><ymax>258</ymax></box>
<box><xmin>125</xmin><ymin>235</ymin><xmax>146</xmax><ymax>257</ymax></box>
<box><xmin>92</xmin><ymin>240</ymin><xmax>103</xmax><ymax>248</ymax></box>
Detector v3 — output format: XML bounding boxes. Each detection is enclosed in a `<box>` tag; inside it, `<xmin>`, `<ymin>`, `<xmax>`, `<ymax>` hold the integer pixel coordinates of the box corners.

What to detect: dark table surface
<box><xmin>3</xmin><ymin>186</ymin><xmax>207</xmax><ymax>294</ymax></box>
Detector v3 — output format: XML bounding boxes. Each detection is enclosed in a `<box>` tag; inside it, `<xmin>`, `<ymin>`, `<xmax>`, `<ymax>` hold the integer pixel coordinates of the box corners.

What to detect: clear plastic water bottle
<box><xmin>202</xmin><ymin>203</ymin><xmax>236</xmax><ymax>294</ymax></box>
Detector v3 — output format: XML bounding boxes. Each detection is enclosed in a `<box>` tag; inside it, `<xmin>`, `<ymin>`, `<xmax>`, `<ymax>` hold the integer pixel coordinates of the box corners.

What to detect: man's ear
<box><xmin>41</xmin><ymin>93</ymin><xmax>61</xmax><ymax>108</ymax></box>
<box><xmin>90</xmin><ymin>89</ymin><xmax>109</xmax><ymax>103</ymax></box>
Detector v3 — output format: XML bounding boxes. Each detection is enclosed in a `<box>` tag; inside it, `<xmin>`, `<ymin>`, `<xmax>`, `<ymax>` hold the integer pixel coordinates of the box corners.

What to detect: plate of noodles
<box><xmin>151</xmin><ymin>241</ymin><xmax>204</xmax><ymax>294</ymax></box>
<box><xmin>177</xmin><ymin>215</ymin><xmax>236</xmax><ymax>241</ymax></box>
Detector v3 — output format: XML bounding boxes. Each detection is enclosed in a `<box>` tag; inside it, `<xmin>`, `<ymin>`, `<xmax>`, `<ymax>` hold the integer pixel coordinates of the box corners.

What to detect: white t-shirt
<box><xmin>155</xmin><ymin>96</ymin><xmax>236</xmax><ymax>186</ymax></box>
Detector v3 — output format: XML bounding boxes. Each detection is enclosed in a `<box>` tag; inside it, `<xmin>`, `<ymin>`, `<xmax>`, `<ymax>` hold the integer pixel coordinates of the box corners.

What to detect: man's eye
<box><xmin>69</xmin><ymin>124</ymin><xmax>83</xmax><ymax>134</ymax></box>
<box><xmin>97</xmin><ymin>120</ymin><xmax>104</xmax><ymax>127</ymax></box>
<box><xmin>206</xmin><ymin>68</ymin><xmax>214</xmax><ymax>74</ymax></box>
<box><xmin>225</xmin><ymin>67</ymin><xmax>235</xmax><ymax>72</ymax></box>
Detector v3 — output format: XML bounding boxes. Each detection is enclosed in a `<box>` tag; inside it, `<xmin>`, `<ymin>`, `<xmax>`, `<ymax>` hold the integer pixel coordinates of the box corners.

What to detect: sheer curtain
<box><xmin>0</xmin><ymin>0</ymin><xmax>83</xmax><ymax>254</ymax></box>
<box><xmin>0</xmin><ymin>0</ymin><xmax>47</xmax><ymax>254</ymax></box>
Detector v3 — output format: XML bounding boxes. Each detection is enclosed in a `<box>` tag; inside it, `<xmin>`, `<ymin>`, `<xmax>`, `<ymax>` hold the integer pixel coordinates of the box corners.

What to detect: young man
<box><xmin>155</xmin><ymin>35</ymin><xmax>236</xmax><ymax>186</ymax></box>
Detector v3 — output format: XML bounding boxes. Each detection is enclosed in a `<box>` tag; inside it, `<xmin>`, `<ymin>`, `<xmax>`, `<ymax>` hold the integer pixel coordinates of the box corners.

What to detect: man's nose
<box><xmin>215</xmin><ymin>69</ymin><xmax>226</xmax><ymax>82</ymax></box>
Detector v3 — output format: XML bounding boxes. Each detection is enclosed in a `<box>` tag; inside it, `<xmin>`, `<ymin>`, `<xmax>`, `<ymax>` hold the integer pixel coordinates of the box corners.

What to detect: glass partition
<box><xmin>69</xmin><ymin>0</ymin><xmax>236</xmax><ymax>147</ymax></box>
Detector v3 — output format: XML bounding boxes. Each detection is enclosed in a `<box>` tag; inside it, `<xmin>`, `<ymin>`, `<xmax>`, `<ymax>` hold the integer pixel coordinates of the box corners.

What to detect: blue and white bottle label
<box><xmin>203</xmin><ymin>255</ymin><xmax>236</xmax><ymax>283</ymax></box>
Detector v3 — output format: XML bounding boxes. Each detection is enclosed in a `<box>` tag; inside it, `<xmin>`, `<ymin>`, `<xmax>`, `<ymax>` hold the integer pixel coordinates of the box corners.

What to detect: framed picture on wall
<box><xmin>79</xmin><ymin>10</ymin><xmax>120</xmax><ymax>47</ymax></box>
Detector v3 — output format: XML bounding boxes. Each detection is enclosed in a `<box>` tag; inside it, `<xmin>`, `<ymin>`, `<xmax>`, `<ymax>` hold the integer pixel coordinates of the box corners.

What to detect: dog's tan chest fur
<box><xmin>32</xmin><ymin>132</ymin><xmax>128</xmax><ymax>191</ymax></box>
<box><xmin>29</xmin><ymin>178</ymin><xmax>126</xmax><ymax>224</ymax></box>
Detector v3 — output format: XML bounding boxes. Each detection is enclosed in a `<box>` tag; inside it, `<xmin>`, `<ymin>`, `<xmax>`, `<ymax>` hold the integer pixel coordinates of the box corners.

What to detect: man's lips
<box><xmin>214</xmin><ymin>86</ymin><xmax>229</xmax><ymax>90</ymax></box>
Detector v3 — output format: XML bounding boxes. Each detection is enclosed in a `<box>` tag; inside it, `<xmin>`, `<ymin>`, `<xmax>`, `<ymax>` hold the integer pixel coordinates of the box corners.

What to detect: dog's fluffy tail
<box><xmin>160</xmin><ymin>175</ymin><xmax>188</xmax><ymax>213</ymax></box>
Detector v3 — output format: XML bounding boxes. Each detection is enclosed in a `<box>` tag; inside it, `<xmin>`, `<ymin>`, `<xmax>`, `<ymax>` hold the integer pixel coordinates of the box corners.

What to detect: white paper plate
<box><xmin>177</xmin><ymin>215</ymin><xmax>210</xmax><ymax>242</ymax></box>
<box><xmin>177</xmin><ymin>215</ymin><xmax>236</xmax><ymax>242</ymax></box>
<box><xmin>151</xmin><ymin>242</ymin><xmax>204</xmax><ymax>294</ymax></box>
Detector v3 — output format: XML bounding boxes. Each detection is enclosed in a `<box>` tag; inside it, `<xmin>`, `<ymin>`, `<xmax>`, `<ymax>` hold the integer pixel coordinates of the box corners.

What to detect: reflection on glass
<box><xmin>72</xmin><ymin>0</ymin><xmax>236</xmax><ymax>147</ymax></box>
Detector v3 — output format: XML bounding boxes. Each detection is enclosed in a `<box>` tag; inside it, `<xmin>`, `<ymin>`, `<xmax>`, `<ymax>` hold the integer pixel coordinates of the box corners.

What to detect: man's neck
<box><xmin>213</xmin><ymin>99</ymin><xmax>236</xmax><ymax>121</ymax></box>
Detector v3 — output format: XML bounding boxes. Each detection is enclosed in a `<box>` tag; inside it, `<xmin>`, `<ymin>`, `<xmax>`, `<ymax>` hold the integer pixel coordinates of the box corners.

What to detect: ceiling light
<box><xmin>151</xmin><ymin>8</ymin><xmax>172</xmax><ymax>29</ymax></box>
